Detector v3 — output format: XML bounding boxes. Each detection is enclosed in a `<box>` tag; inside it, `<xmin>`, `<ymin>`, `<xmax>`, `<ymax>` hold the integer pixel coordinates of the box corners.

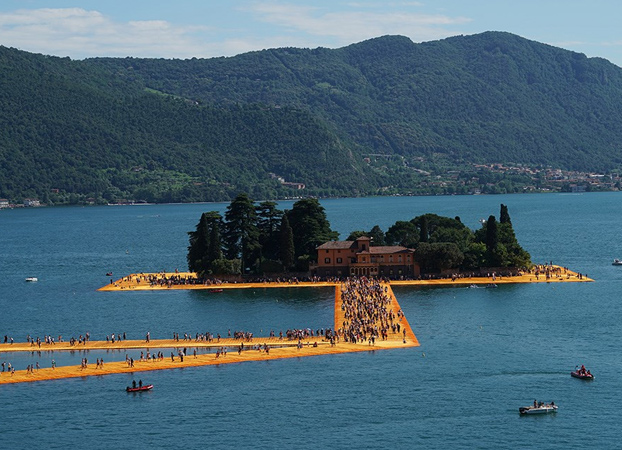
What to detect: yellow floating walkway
<box><xmin>0</xmin><ymin>284</ymin><xmax>418</xmax><ymax>385</ymax></box>
<box><xmin>3</xmin><ymin>266</ymin><xmax>591</xmax><ymax>385</ymax></box>
<box><xmin>98</xmin><ymin>266</ymin><xmax>591</xmax><ymax>292</ymax></box>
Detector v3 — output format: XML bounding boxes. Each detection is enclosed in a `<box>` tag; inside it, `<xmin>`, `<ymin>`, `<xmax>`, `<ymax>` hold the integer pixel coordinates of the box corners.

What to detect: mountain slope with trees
<box><xmin>90</xmin><ymin>31</ymin><xmax>622</xmax><ymax>172</ymax></box>
<box><xmin>3</xmin><ymin>32</ymin><xmax>622</xmax><ymax>204</ymax></box>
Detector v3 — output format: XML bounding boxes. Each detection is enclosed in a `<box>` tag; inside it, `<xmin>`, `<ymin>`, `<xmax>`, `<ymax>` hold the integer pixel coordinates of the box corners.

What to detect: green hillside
<box><xmin>91</xmin><ymin>32</ymin><xmax>622</xmax><ymax>171</ymax></box>
<box><xmin>0</xmin><ymin>46</ymin><xmax>370</xmax><ymax>203</ymax></box>
<box><xmin>2</xmin><ymin>31</ymin><xmax>622</xmax><ymax>204</ymax></box>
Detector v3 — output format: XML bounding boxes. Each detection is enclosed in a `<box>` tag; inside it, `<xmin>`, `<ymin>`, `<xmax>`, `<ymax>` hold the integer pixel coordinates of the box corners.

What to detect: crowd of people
<box><xmin>2</xmin><ymin>275</ymin><xmax>416</xmax><ymax>377</ymax></box>
<box><xmin>113</xmin><ymin>272</ymin><xmax>344</xmax><ymax>288</ymax></box>
<box><xmin>338</xmin><ymin>277</ymin><xmax>406</xmax><ymax>345</ymax></box>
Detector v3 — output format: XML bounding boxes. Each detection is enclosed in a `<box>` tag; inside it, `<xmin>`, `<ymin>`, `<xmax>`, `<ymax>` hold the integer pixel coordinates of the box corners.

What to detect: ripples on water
<box><xmin>1</xmin><ymin>193</ymin><xmax>622</xmax><ymax>449</ymax></box>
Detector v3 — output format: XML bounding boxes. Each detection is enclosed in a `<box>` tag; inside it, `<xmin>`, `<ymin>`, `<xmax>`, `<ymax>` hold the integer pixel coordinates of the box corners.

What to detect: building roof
<box><xmin>316</xmin><ymin>241</ymin><xmax>414</xmax><ymax>254</ymax></box>
<box><xmin>369</xmin><ymin>246</ymin><xmax>414</xmax><ymax>254</ymax></box>
<box><xmin>317</xmin><ymin>241</ymin><xmax>356</xmax><ymax>250</ymax></box>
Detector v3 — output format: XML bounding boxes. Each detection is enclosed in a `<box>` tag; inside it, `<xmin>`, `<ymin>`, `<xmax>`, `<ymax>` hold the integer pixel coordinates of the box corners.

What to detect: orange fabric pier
<box><xmin>0</xmin><ymin>283</ymin><xmax>419</xmax><ymax>385</ymax></box>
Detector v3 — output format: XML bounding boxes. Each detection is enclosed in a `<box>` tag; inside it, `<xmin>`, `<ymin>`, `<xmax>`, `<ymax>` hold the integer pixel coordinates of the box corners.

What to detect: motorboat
<box><xmin>126</xmin><ymin>384</ymin><xmax>153</xmax><ymax>392</ymax></box>
<box><xmin>571</xmin><ymin>370</ymin><xmax>594</xmax><ymax>380</ymax></box>
<box><xmin>613</xmin><ymin>259</ymin><xmax>622</xmax><ymax>266</ymax></box>
<box><xmin>519</xmin><ymin>403</ymin><xmax>558</xmax><ymax>415</ymax></box>
<box><xmin>210</xmin><ymin>289</ymin><xmax>224</xmax><ymax>293</ymax></box>
<box><xmin>25</xmin><ymin>277</ymin><xmax>38</xmax><ymax>282</ymax></box>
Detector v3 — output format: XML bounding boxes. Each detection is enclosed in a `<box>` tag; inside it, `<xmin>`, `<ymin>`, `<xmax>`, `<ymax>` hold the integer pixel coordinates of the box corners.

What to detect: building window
<box><xmin>325</xmin><ymin>250</ymin><xmax>329</xmax><ymax>254</ymax></box>
<box><xmin>325</xmin><ymin>258</ymin><xmax>330</xmax><ymax>263</ymax></box>
<box><xmin>337</xmin><ymin>258</ymin><xmax>342</xmax><ymax>264</ymax></box>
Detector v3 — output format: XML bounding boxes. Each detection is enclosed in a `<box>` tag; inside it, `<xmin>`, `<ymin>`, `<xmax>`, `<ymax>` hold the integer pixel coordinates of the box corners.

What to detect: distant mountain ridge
<box><xmin>2</xmin><ymin>32</ymin><xmax>622</xmax><ymax>204</ymax></box>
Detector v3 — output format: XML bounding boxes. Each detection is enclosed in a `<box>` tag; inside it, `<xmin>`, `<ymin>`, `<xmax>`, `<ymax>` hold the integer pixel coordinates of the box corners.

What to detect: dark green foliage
<box><xmin>485</xmin><ymin>216</ymin><xmax>499</xmax><ymax>252</ymax></box>
<box><xmin>211</xmin><ymin>258</ymin><xmax>241</xmax><ymax>275</ymax></box>
<box><xmin>500</xmin><ymin>204</ymin><xmax>512</xmax><ymax>225</ymax></box>
<box><xmin>385</xmin><ymin>207</ymin><xmax>531</xmax><ymax>272</ymax></box>
<box><xmin>187</xmin><ymin>213</ymin><xmax>210</xmax><ymax>274</ymax></box>
<box><xmin>368</xmin><ymin>225</ymin><xmax>386</xmax><ymax>246</ymax></box>
<box><xmin>415</xmin><ymin>242</ymin><xmax>464</xmax><ymax>272</ymax></box>
<box><xmin>224</xmin><ymin>193</ymin><xmax>260</xmax><ymax>272</ymax></box>
<box><xmin>189</xmin><ymin>196</ymin><xmax>530</xmax><ymax>274</ymax></box>
<box><xmin>187</xmin><ymin>211</ymin><xmax>223</xmax><ymax>275</ymax></box>
<box><xmin>4</xmin><ymin>31</ymin><xmax>622</xmax><ymax>203</ymax></box>
<box><xmin>385</xmin><ymin>221</ymin><xmax>419</xmax><ymax>247</ymax></box>
<box><xmin>286</xmin><ymin>198</ymin><xmax>338</xmax><ymax>259</ymax></box>
<box><xmin>419</xmin><ymin>216</ymin><xmax>429</xmax><ymax>243</ymax></box>
<box><xmin>256</xmin><ymin>201</ymin><xmax>283</xmax><ymax>261</ymax></box>
<box><xmin>89</xmin><ymin>32</ymin><xmax>622</xmax><ymax>174</ymax></box>
<box><xmin>278</xmin><ymin>214</ymin><xmax>295</xmax><ymax>271</ymax></box>
<box><xmin>346</xmin><ymin>230</ymin><xmax>368</xmax><ymax>241</ymax></box>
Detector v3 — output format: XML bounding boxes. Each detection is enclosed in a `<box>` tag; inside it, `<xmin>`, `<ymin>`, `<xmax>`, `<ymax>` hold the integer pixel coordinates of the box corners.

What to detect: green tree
<box><xmin>286</xmin><ymin>198</ymin><xmax>338</xmax><ymax>259</ymax></box>
<box><xmin>187</xmin><ymin>211</ymin><xmax>223</xmax><ymax>275</ymax></box>
<box><xmin>485</xmin><ymin>215</ymin><xmax>498</xmax><ymax>253</ymax></box>
<box><xmin>207</xmin><ymin>215</ymin><xmax>224</xmax><ymax>264</ymax></box>
<box><xmin>224</xmin><ymin>193</ymin><xmax>261</xmax><ymax>273</ymax></box>
<box><xmin>484</xmin><ymin>215</ymin><xmax>500</xmax><ymax>266</ymax></box>
<box><xmin>415</xmin><ymin>242</ymin><xmax>464</xmax><ymax>272</ymax></box>
<box><xmin>419</xmin><ymin>215</ymin><xmax>429</xmax><ymax>243</ymax></box>
<box><xmin>278</xmin><ymin>213</ymin><xmax>295</xmax><ymax>271</ymax></box>
<box><xmin>368</xmin><ymin>225</ymin><xmax>386</xmax><ymax>246</ymax></box>
<box><xmin>500</xmin><ymin>204</ymin><xmax>512</xmax><ymax>225</ymax></box>
<box><xmin>211</xmin><ymin>258</ymin><xmax>241</xmax><ymax>275</ymax></box>
<box><xmin>256</xmin><ymin>201</ymin><xmax>283</xmax><ymax>261</ymax></box>
<box><xmin>187</xmin><ymin>212</ymin><xmax>210</xmax><ymax>274</ymax></box>
<box><xmin>385</xmin><ymin>221</ymin><xmax>419</xmax><ymax>247</ymax></box>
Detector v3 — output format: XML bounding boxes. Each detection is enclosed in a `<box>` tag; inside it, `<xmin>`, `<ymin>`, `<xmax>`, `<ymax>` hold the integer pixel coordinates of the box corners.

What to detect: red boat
<box><xmin>210</xmin><ymin>289</ymin><xmax>223</xmax><ymax>293</ymax></box>
<box><xmin>571</xmin><ymin>370</ymin><xmax>594</xmax><ymax>380</ymax></box>
<box><xmin>126</xmin><ymin>384</ymin><xmax>153</xmax><ymax>392</ymax></box>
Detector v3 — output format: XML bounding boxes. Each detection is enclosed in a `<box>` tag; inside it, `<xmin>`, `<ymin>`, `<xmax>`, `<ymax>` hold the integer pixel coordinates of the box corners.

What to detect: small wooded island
<box><xmin>187</xmin><ymin>194</ymin><xmax>531</xmax><ymax>280</ymax></box>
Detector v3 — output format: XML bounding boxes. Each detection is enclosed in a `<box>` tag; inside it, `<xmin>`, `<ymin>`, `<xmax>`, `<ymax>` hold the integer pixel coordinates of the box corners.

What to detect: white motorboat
<box><xmin>519</xmin><ymin>403</ymin><xmax>558</xmax><ymax>415</ymax></box>
<box><xmin>613</xmin><ymin>259</ymin><xmax>622</xmax><ymax>266</ymax></box>
<box><xmin>25</xmin><ymin>277</ymin><xmax>38</xmax><ymax>282</ymax></box>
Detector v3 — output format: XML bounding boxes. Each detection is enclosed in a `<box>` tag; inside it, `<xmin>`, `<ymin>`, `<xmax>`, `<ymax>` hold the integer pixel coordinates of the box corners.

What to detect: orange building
<box><xmin>314</xmin><ymin>236</ymin><xmax>419</xmax><ymax>278</ymax></box>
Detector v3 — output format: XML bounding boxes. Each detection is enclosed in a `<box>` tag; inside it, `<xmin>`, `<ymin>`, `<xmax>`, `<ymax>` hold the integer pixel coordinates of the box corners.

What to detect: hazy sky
<box><xmin>0</xmin><ymin>1</ymin><xmax>620</xmax><ymax>66</ymax></box>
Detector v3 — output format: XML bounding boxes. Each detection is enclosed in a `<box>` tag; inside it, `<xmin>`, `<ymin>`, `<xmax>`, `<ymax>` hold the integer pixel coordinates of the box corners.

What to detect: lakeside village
<box><xmin>366</xmin><ymin>155</ymin><xmax>622</xmax><ymax>195</ymax></box>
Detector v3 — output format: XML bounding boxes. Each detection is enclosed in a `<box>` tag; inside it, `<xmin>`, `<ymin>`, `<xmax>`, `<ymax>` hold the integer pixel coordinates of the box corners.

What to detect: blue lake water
<box><xmin>1</xmin><ymin>193</ymin><xmax>621</xmax><ymax>449</ymax></box>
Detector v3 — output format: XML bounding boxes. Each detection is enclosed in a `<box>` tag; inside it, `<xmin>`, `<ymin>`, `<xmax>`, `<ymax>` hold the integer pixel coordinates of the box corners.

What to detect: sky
<box><xmin>0</xmin><ymin>1</ymin><xmax>621</xmax><ymax>67</ymax></box>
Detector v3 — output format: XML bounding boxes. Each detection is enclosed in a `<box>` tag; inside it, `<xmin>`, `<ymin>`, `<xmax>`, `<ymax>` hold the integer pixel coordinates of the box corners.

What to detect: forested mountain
<box><xmin>2</xmin><ymin>31</ymin><xmax>622</xmax><ymax>204</ymax></box>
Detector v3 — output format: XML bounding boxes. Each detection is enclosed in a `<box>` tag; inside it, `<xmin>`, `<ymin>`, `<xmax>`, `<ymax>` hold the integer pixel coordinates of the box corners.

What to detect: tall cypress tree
<box><xmin>485</xmin><ymin>215</ymin><xmax>498</xmax><ymax>252</ymax></box>
<box><xmin>500</xmin><ymin>204</ymin><xmax>512</xmax><ymax>226</ymax></box>
<box><xmin>279</xmin><ymin>214</ymin><xmax>295</xmax><ymax>271</ymax></box>
<box><xmin>187</xmin><ymin>211</ymin><xmax>222</xmax><ymax>274</ymax></box>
